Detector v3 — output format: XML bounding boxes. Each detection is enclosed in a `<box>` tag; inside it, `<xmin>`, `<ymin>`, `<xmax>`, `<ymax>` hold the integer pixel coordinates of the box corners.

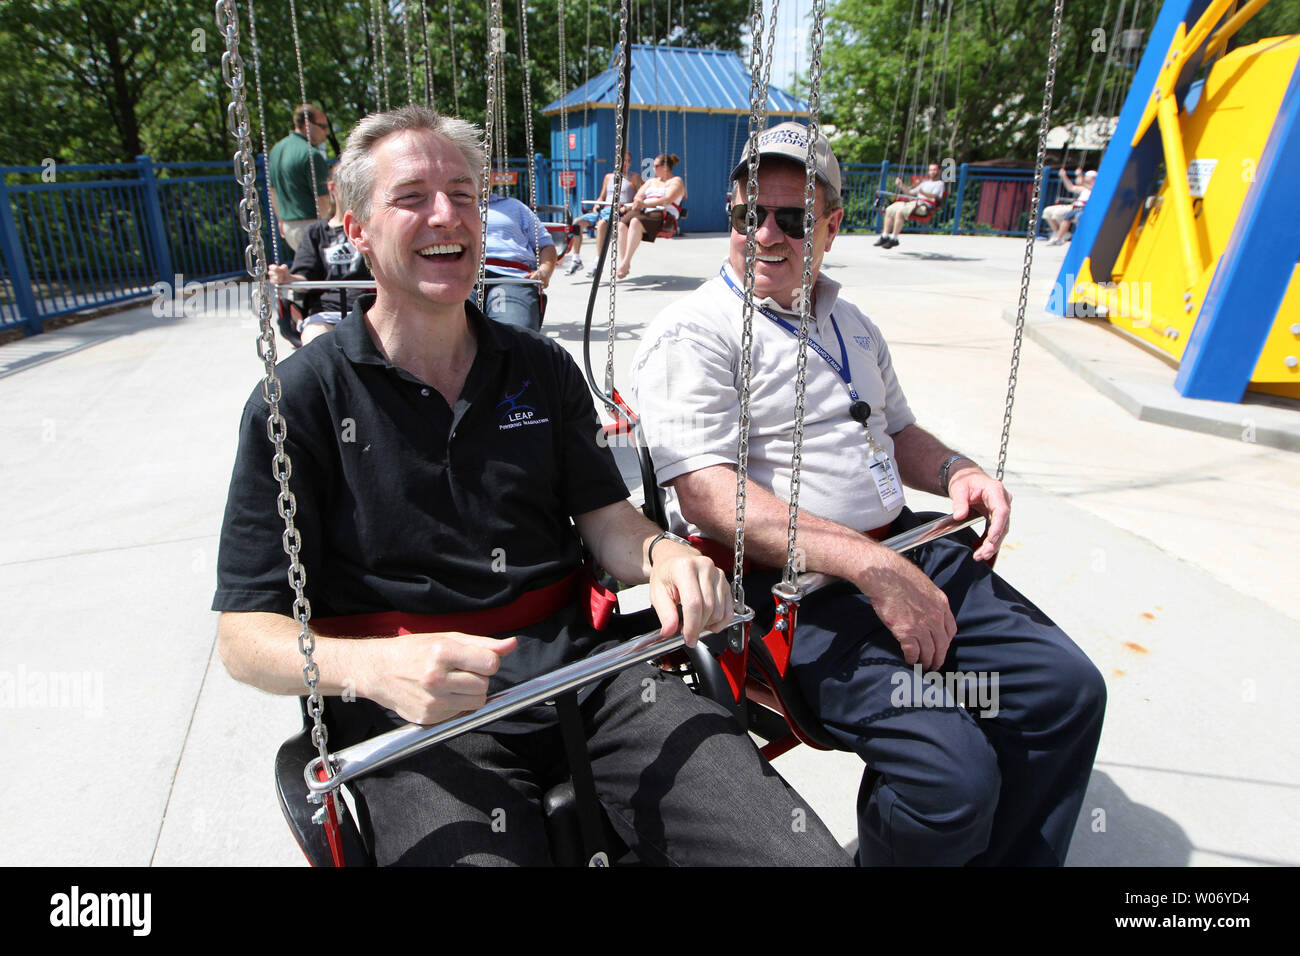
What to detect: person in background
<box><xmin>876</xmin><ymin>162</ymin><xmax>946</xmax><ymax>249</ymax></box>
<box><xmin>1043</xmin><ymin>168</ymin><xmax>1096</xmax><ymax>245</ymax></box>
<box><xmin>614</xmin><ymin>153</ymin><xmax>685</xmax><ymax>279</ymax></box>
<box><xmin>481</xmin><ymin>190</ymin><xmax>557</xmax><ymax>331</ymax></box>
<box><xmin>563</xmin><ymin>152</ymin><xmax>643</xmax><ymax>277</ymax></box>
<box><xmin>267</xmin><ymin>167</ymin><xmax>371</xmax><ymax>345</ymax></box>
<box><xmin>268</xmin><ymin>104</ymin><xmax>332</xmax><ymax>253</ymax></box>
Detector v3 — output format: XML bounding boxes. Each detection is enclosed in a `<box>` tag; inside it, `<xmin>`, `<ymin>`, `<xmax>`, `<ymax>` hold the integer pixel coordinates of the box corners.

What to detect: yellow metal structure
<box><xmin>1068</xmin><ymin>29</ymin><xmax>1300</xmax><ymax>399</ymax></box>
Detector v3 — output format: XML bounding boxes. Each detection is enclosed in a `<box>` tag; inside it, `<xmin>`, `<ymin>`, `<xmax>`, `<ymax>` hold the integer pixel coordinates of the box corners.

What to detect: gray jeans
<box><xmin>351</xmin><ymin>663</ymin><xmax>850</xmax><ymax>866</ymax></box>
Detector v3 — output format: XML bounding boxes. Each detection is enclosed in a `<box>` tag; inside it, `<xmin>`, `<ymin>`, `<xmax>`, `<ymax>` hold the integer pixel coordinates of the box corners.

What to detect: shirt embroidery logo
<box><xmin>854</xmin><ymin>334</ymin><xmax>873</xmax><ymax>351</ymax></box>
<box><xmin>498</xmin><ymin>381</ymin><xmax>550</xmax><ymax>430</ymax></box>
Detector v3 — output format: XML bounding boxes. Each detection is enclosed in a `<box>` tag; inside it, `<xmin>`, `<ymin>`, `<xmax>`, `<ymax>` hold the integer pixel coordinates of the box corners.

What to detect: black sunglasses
<box><xmin>729</xmin><ymin>202</ymin><xmax>812</xmax><ymax>240</ymax></box>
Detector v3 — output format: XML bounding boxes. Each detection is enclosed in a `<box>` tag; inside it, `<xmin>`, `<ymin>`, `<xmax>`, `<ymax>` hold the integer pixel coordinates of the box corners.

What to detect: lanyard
<box><xmin>720</xmin><ymin>266</ymin><xmax>864</xmax><ymax>408</ymax></box>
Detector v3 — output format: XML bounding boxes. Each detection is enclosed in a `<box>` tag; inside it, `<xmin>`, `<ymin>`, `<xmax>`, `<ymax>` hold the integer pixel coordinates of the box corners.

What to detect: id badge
<box><xmin>869</xmin><ymin>453</ymin><xmax>904</xmax><ymax>509</ymax></box>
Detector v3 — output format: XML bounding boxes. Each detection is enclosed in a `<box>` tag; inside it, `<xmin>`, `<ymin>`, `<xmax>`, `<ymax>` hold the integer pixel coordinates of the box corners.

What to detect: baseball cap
<box><xmin>730</xmin><ymin>122</ymin><xmax>841</xmax><ymax>194</ymax></box>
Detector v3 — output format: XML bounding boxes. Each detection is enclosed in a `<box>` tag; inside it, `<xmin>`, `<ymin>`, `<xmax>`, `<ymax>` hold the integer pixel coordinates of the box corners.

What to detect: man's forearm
<box><xmin>573</xmin><ymin>500</ymin><xmax>670</xmax><ymax>584</ymax></box>
<box><xmin>673</xmin><ymin>465</ymin><xmax>891</xmax><ymax>583</ymax></box>
<box><xmin>218</xmin><ymin>610</ymin><xmax>382</xmax><ymax>698</ymax></box>
<box><xmin>890</xmin><ymin>424</ymin><xmax>981</xmax><ymax>496</ymax></box>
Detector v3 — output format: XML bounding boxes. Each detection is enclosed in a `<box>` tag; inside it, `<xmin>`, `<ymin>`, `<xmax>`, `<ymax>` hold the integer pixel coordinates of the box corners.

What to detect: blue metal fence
<box><xmin>1</xmin><ymin>155</ymin><xmax>1069</xmax><ymax>337</ymax></box>
<box><xmin>0</xmin><ymin>159</ymin><xmax>252</xmax><ymax>335</ymax></box>
<box><xmin>489</xmin><ymin>154</ymin><xmax>597</xmax><ymax>221</ymax></box>
<box><xmin>839</xmin><ymin>162</ymin><xmax>1071</xmax><ymax>237</ymax></box>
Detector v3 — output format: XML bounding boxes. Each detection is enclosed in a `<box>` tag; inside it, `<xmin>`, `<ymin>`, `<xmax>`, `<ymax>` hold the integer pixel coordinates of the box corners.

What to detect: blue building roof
<box><xmin>541</xmin><ymin>44</ymin><xmax>808</xmax><ymax>115</ymax></box>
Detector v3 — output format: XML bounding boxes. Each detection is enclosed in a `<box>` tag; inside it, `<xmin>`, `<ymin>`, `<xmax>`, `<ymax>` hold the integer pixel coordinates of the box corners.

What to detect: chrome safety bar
<box><xmin>272</xmin><ymin>277</ymin><xmax>542</xmax><ymax>292</ymax></box>
<box><xmin>876</xmin><ymin>512</ymin><xmax>986</xmax><ymax>555</ymax></box>
<box><xmin>304</xmin><ymin>606</ymin><xmax>756</xmax><ymax>795</ymax></box>
<box><xmin>304</xmin><ymin>513</ymin><xmax>983</xmax><ymax>795</ymax></box>
<box><xmin>273</xmin><ymin>280</ymin><xmax>377</xmax><ymax>290</ymax></box>
<box><xmin>789</xmin><ymin>512</ymin><xmax>984</xmax><ymax>598</ymax></box>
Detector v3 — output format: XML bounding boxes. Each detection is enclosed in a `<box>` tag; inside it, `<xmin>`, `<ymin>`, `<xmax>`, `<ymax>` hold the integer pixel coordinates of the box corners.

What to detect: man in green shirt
<box><xmin>268</xmin><ymin>104</ymin><xmax>331</xmax><ymax>253</ymax></box>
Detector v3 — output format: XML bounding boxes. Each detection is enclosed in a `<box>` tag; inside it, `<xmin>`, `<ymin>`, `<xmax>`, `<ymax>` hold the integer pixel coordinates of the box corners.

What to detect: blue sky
<box><xmin>768</xmin><ymin>0</ymin><xmax>814</xmax><ymax>94</ymax></box>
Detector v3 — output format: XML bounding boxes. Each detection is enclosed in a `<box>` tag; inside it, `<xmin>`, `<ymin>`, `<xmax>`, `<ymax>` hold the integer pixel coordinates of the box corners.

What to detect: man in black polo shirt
<box><xmin>214</xmin><ymin>105</ymin><xmax>848</xmax><ymax>866</ymax></box>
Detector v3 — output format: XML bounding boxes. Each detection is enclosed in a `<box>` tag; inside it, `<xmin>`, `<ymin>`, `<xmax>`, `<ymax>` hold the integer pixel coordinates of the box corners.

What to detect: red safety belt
<box><xmin>312</xmin><ymin>567</ymin><xmax>618</xmax><ymax>638</ymax></box>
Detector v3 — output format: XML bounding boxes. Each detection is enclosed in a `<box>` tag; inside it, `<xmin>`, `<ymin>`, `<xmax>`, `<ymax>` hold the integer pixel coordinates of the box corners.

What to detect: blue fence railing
<box><xmin>0</xmin><ymin>154</ymin><xmax>602</xmax><ymax>336</ymax></box>
<box><xmin>1</xmin><ymin>155</ymin><xmax>1071</xmax><ymax>337</ymax></box>
<box><xmin>0</xmin><ymin>159</ymin><xmax>249</xmax><ymax>335</ymax></box>
<box><xmin>839</xmin><ymin>162</ymin><xmax>1074</xmax><ymax>237</ymax></box>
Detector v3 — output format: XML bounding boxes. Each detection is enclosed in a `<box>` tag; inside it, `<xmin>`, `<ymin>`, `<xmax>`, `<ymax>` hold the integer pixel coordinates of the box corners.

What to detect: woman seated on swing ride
<box><xmin>614</xmin><ymin>153</ymin><xmax>685</xmax><ymax>279</ymax></box>
<box><xmin>876</xmin><ymin>161</ymin><xmax>946</xmax><ymax>249</ymax></box>
<box><xmin>563</xmin><ymin>151</ymin><xmax>643</xmax><ymax>277</ymax></box>
<box><xmin>267</xmin><ymin>167</ymin><xmax>372</xmax><ymax>344</ymax></box>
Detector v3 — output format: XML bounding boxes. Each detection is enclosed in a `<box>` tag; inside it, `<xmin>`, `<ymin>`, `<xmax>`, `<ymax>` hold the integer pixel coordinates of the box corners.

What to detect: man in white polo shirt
<box><xmin>631</xmin><ymin>122</ymin><xmax>1106</xmax><ymax>866</ymax></box>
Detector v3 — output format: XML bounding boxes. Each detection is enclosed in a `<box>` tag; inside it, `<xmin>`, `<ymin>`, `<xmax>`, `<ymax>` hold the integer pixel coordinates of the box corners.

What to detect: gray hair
<box><xmin>335</xmin><ymin>105</ymin><xmax>485</xmax><ymax>225</ymax></box>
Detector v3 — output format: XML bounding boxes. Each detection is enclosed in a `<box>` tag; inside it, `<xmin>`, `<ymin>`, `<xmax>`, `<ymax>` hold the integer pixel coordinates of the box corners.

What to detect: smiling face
<box><xmin>345</xmin><ymin>129</ymin><xmax>481</xmax><ymax>313</ymax></box>
<box><xmin>727</xmin><ymin>161</ymin><xmax>843</xmax><ymax>311</ymax></box>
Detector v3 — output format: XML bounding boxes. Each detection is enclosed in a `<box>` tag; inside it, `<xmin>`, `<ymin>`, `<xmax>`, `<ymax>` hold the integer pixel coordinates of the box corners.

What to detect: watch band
<box><xmin>939</xmin><ymin>454</ymin><xmax>972</xmax><ymax>495</ymax></box>
<box><xmin>648</xmin><ymin>531</ymin><xmax>690</xmax><ymax>567</ymax></box>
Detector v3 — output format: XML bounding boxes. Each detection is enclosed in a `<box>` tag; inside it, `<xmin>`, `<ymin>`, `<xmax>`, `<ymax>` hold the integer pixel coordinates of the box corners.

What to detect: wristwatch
<box><xmin>648</xmin><ymin>531</ymin><xmax>691</xmax><ymax>566</ymax></box>
<box><xmin>939</xmin><ymin>454</ymin><xmax>974</xmax><ymax>495</ymax></box>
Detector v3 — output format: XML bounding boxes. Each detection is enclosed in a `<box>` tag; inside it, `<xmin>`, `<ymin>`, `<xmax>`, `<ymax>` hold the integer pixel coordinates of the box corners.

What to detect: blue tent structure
<box><xmin>541</xmin><ymin>44</ymin><xmax>808</xmax><ymax>233</ymax></box>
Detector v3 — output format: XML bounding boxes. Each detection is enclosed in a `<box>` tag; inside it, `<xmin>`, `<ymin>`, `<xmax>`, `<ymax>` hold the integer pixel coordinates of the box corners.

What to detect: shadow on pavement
<box><xmin>1066</xmin><ymin>770</ymin><xmax>1192</xmax><ymax>866</ymax></box>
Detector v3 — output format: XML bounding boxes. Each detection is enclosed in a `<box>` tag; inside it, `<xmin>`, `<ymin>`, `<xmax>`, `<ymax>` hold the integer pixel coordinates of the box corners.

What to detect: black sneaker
<box><xmin>873</xmin><ymin>235</ymin><xmax>888</xmax><ymax>246</ymax></box>
<box><xmin>884</xmin><ymin>237</ymin><xmax>900</xmax><ymax>248</ymax></box>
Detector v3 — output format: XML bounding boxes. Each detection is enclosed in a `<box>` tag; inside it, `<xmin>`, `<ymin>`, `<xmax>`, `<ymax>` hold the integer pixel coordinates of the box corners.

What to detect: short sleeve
<box><xmin>212</xmin><ymin>375</ymin><xmax>333</xmax><ymax>614</ymax></box>
<box><xmin>630</xmin><ymin>310</ymin><xmax>740</xmax><ymax>486</ymax></box>
<box><xmin>291</xmin><ymin>224</ymin><xmax>325</xmax><ymax>279</ymax></box>
<box><xmin>312</xmin><ymin>152</ymin><xmax>330</xmax><ymax>196</ymax></box>
<box><xmin>553</xmin><ymin>347</ymin><xmax>629</xmax><ymax>516</ymax></box>
<box><xmin>868</xmin><ymin>320</ymin><xmax>916</xmax><ymax>435</ymax></box>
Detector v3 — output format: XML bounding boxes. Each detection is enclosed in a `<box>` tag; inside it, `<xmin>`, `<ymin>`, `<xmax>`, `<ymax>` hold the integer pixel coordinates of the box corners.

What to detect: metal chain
<box><xmin>287</xmin><ymin>0</ymin><xmax>320</xmax><ymax>215</ymax></box>
<box><xmin>558</xmin><ymin>0</ymin><xmax>570</xmax><ymax>191</ymax></box>
<box><xmin>680</xmin><ymin>0</ymin><xmax>688</xmax><ymax>156</ymax></box>
<box><xmin>246</xmin><ymin>0</ymin><xmax>278</xmax><ymax>265</ymax></box>
<box><xmin>948</xmin><ymin>0</ymin><xmax>966</xmax><ymax>158</ymax></box>
<box><xmin>478</xmin><ymin>0</ymin><xmax>505</xmax><ymax>309</ymax></box>
<box><xmin>370</xmin><ymin>0</ymin><xmax>385</xmax><ymax>112</ymax></box>
<box><xmin>782</xmin><ymin>0</ymin><xmax>825</xmax><ymax>587</ymax></box>
<box><xmin>732</xmin><ymin>0</ymin><xmax>776</xmax><ymax>603</ymax></box>
<box><xmin>448</xmin><ymin>0</ymin><xmax>461</xmax><ymax>113</ymax></box>
<box><xmin>997</xmin><ymin>0</ymin><xmax>1065</xmax><ymax>483</ymax></box>
<box><xmin>603</xmin><ymin>0</ymin><xmax>631</xmax><ymax>403</ymax></box>
<box><xmin>517</xmin><ymin>0</ymin><xmax>545</xmax><ymax>260</ymax></box>
<box><xmin>899</xmin><ymin>0</ymin><xmax>936</xmax><ymax>175</ymax></box>
<box><xmin>883</xmin><ymin>0</ymin><xmax>920</xmax><ymax>173</ymax></box>
<box><xmin>376</xmin><ymin>0</ymin><xmax>392</xmax><ymax>110</ymax></box>
<box><xmin>402</xmin><ymin>0</ymin><xmax>415</xmax><ymax>106</ymax></box>
<box><xmin>582</xmin><ymin>0</ymin><xmax>591</xmax><ymax>145</ymax></box>
<box><xmin>420</xmin><ymin>0</ymin><xmax>433</xmax><ymax>107</ymax></box>
<box><xmin>215</xmin><ymin>0</ymin><xmax>328</xmax><ymax>774</ymax></box>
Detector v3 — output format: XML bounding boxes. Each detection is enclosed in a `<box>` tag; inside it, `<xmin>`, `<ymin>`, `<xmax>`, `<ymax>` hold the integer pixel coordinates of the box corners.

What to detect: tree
<box><xmin>0</xmin><ymin>0</ymin><xmax>752</xmax><ymax>166</ymax></box>
<box><xmin>819</xmin><ymin>0</ymin><xmax>1300</xmax><ymax>166</ymax></box>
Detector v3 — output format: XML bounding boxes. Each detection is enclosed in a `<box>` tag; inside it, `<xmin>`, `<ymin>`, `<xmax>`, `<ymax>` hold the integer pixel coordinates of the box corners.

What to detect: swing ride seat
<box><xmin>877</xmin><ymin>177</ymin><xmax>947</xmax><ymax>227</ymax></box>
<box><xmin>276</xmin><ymin>694</ymin><xmax>637</xmax><ymax>867</ymax></box>
<box><xmin>618</xmin><ymin>409</ymin><xmax>991</xmax><ymax>762</ymax></box>
<box><xmin>657</xmin><ymin>207</ymin><xmax>685</xmax><ymax>240</ymax></box>
<box><xmin>273</xmin><ymin>584</ymin><xmax>751</xmax><ymax>867</ymax></box>
<box><xmin>536</xmin><ymin>203</ymin><xmax>577</xmax><ymax>262</ymax></box>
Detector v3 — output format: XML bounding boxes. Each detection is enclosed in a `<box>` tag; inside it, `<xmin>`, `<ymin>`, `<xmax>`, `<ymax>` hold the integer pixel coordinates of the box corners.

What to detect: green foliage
<box><xmin>821</xmin><ymin>0</ymin><xmax>1165</xmax><ymax>164</ymax></box>
<box><xmin>0</xmin><ymin>0</ymin><xmax>750</xmax><ymax>166</ymax></box>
